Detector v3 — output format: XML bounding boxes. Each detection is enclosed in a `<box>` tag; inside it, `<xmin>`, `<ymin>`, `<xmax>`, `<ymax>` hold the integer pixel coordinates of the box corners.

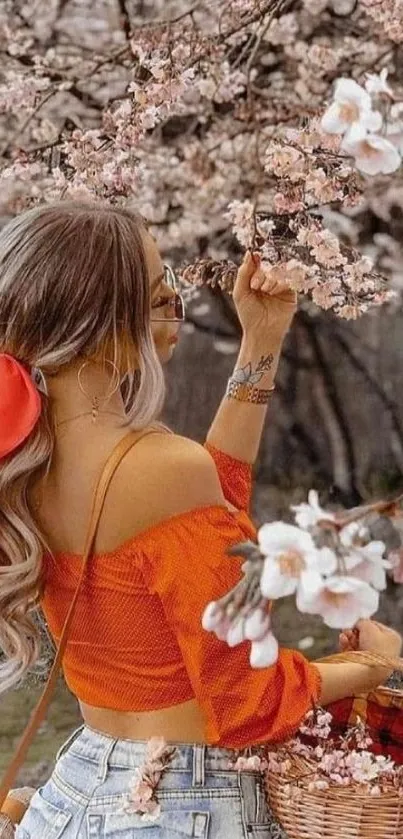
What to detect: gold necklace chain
<box><xmin>55</xmin><ymin>410</ymin><xmax>124</xmax><ymax>428</ymax></box>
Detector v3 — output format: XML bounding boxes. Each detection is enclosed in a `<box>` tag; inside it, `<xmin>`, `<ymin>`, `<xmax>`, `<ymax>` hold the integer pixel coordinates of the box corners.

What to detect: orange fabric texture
<box><xmin>41</xmin><ymin>444</ymin><xmax>322</xmax><ymax>749</ymax></box>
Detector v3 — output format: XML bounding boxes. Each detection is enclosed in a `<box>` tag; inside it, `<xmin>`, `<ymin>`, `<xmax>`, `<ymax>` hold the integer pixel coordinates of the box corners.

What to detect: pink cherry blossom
<box><xmin>296</xmin><ymin>574</ymin><xmax>379</xmax><ymax>628</ymax></box>
<box><xmin>342</xmin><ymin>134</ymin><xmax>401</xmax><ymax>176</ymax></box>
<box><xmin>122</xmin><ymin>738</ymin><xmax>177</xmax><ymax>821</ymax></box>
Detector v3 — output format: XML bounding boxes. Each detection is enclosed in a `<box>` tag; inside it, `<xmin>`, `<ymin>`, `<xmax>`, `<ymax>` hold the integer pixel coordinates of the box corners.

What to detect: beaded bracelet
<box><xmin>225</xmin><ymin>380</ymin><xmax>276</xmax><ymax>404</ymax></box>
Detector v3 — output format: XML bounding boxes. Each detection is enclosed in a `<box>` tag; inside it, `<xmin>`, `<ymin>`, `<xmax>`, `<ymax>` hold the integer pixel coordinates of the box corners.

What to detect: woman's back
<box><xmin>32</xmin><ymin>424</ymin><xmax>244</xmax><ymax>743</ymax></box>
<box><xmin>31</xmin><ymin>425</ymin><xmax>227</xmax><ymax>556</ymax></box>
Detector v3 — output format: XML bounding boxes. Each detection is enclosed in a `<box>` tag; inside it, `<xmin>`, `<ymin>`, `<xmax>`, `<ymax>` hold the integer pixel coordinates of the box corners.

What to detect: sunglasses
<box><xmin>150</xmin><ymin>264</ymin><xmax>185</xmax><ymax>322</ymax></box>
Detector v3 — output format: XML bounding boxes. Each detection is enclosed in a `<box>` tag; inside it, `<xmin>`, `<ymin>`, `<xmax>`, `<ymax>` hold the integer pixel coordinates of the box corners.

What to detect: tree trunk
<box><xmin>163</xmin><ymin>294</ymin><xmax>403</xmax><ymax>507</ymax></box>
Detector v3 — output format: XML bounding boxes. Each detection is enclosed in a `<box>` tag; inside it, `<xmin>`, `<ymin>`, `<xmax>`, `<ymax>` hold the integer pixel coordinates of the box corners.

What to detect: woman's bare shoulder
<box><xmin>109</xmin><ymin>429</ymin><xmax>226</xmax><ymax>540</ymax></box>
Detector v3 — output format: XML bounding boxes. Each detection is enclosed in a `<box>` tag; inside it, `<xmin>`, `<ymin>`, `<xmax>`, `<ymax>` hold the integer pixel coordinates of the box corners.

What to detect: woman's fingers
<box><xmin>339</xmin><ymin>628</ymin><xmax>359</xmax><ymax>651</ymax></box>
<box><xmin>252</xmin><ymin>270</ymin><xmax>274</xmax><ymax>292</ymax></box>
<box><xmin>238</xmin><ymin>252</ymin><xmax>297</xmax><ymax>300</ymax></box>
<box><xmin>235</xmin><ymin>251</ymin><xmax>257</xmax><ymax>292</ymax></box>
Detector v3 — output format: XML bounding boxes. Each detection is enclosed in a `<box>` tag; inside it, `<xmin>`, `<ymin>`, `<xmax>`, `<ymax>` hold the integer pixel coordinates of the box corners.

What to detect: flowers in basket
<box><xmin>266</xmin><ymin>707</ymin><xmax>403</xmax><ymax>798</ymax></box>
<box><xmin>201</xmin><ymin>489</ymin><xmax>403</xmax><ymax>668</ymax></box>
<box><xmin>227</xmin><ymin>707</ymin><xmax>403</xmax><ymax>798</ymax></box>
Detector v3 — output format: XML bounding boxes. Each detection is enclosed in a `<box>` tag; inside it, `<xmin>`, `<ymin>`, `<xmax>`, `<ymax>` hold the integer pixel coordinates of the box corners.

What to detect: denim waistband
<box><xmin>61</xmin><ymin>725</ymin><xmax>252</xmax><ymax>774</ymax></box>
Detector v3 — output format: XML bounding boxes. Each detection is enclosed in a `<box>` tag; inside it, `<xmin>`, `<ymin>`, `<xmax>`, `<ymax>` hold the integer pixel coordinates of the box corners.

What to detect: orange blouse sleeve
<box><xmin>203</xmin><ymin>443</ymin><xmax>252</xmax><ymax>512</ymax></box>
<box><xmin>137</xmin><ymin>505</ymin><xmax>322</xmax><ymax>750</ymax></box>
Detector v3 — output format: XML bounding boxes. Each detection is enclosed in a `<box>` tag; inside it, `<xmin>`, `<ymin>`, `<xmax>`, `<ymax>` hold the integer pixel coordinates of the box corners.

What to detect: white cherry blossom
<box><xmin>226</xmin><ymin>616</ymin><xmax>246</xmax><ymax>647</ymax></box>
<box><xmin>386</xmin><ymin>103</ymin><xmax>403</xmax><ymax>154</ymax></box>
<box><xmin>321</xmin><ymin>78</ymin><xmax>382</xmax><ymax>144</ymax></box>
<box><xmin>243</xmin><ymin>605</ymin><xmax>271</xmax><ymax>641</ymax></box>
<box><xmin>340</xmin><ymin>522</ymin><xmax>389</xmax><ymax>590</ymax></box>
<box><xmin>250</xmin><ymin>630</ymin><xmax>279</xmax><ymax>668</ymax></box>
<box><xmin>258</xmin><ymin>522</ymin><xmax>337</xmax><ymax>600</ymax></box>
<box><xmin>296</xmin><ymin>574</ymin><xmax>380</xmax><ymax>628</ymax></box>
<box><xmin>341</xmin><ymin>134</ymin><xmax>401</xmax><ymax>175</ymax></box>
<box><xmin>201</xmin><ymin>601</ymin><xmax>231</xmax><ymax>640</ymax></box>
<box><xmin>364</xmin><ymin>68</ymin><xmax>393</xmax><ymax>97</ymax></box>
<box><xmin>291</xmin><ymin>489</ymin><xmax>335</xmax><ymax>530</ymax></box>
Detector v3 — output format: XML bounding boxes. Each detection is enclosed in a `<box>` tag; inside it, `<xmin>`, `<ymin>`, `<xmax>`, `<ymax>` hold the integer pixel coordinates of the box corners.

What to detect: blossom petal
<box><xmin>321</xmin><ymin>102</ymin><xmax>348</xmax><ymax>135</ymax></box>
<box><xmin>201</xmin><ymin>601</ymin><xmax>220</xmax><ymax>630</ymax></box>
<box><xmin>298</xmin><ymin>568</ymin><xmax>326</xmax><ymax>596</ymax></box>
<box><xmin>292</xmin><ymin>490</ymin><xmax>335</xmax><ymax>530</ymax></box>
<box><xmin>250</xmin><ymin>631</ymin><xmax>279</xmax><ymax>668</ymax></box>
<box><xmin>260</xmin><ymin>558</ymin><xmax>297</xmax><ymax>599</ymax></box>
<box><xmin>361</xmin><ymin>540</ymin><xmax>386</xmax><ymax>560</ymax></box>
<box><xmin>347</xmin><ymin>559</ymin><xmax>387</xmax><ymax>591</ymax></box>
<box><xmin>365</xmin><ymin>70</ymin><xmax>393</xmax><ymax>97</ymax></box>
<box><xmin>362</xmin><ymin>109</ymin><xmax>383</xmax><ymax>133</ymax></box>
<box><xmin>258</xmin><ymin>522</ymin><xmax>314</xmax><ymax>555</ymax></box>
<box><xmin>343</xmin><ymin>121</ymin><xmax>371</xmax><ymax>145</ymax></box>
<box><xmin>244</xmin><ymin>606</ymin><xmax>271</xmax><ymax>641</ymax></box>
<box><xmin>226</xmin><ymin>616</ymin><xmax>246</xmax><ymax>647</ymax></box>
<box><xmin>343</xmin><ymin>134</ymin><xmax>401</xmax><ymax>175</ymax></box>
<box><xmin>296</xmin><ymin>575</ymin><xmax>379</xmax><ymax>628</ymax></box>
<box><xmin>333</xmin><ymin>78</ymin><xmax>371</xmax><ymax>108</ymax></box>
<box><xmin>314</xmin><ymin>547</ymin><xmax>338</xmax><ymax>575</ymax></box>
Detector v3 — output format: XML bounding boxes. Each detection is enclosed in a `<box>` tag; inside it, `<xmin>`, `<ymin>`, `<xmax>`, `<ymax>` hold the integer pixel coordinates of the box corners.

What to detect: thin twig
<box><xmin>0</xmin><ymin>88</ymin><xmax>56</xmax><ymax>158</ymax></box>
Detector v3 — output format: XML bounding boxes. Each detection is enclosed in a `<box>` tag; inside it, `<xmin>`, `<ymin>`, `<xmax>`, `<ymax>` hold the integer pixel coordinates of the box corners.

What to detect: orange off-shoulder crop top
<box><xmin>41</xmin><ymin>443</ymin><xmax>322</xmax><ymax>750</ymax></box>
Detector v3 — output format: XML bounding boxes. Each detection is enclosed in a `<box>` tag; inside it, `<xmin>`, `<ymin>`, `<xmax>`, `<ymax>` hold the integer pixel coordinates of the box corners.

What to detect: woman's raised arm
<box><xmin>206</xmin><ymin>251</ymin><xmax>297</xmax><ymax>465</ymax></box>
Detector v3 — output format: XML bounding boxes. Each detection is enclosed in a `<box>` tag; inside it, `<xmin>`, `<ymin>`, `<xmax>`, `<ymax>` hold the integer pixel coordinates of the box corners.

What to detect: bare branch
<box><xmin>0</xmin><ymin>88</ymin><xmax>57</xmax><ymax>159</ymax></box>
<box><xmin>116</xmin><ymin>0</ymin><xmax>132</xmax><ymax>40</ymax></box>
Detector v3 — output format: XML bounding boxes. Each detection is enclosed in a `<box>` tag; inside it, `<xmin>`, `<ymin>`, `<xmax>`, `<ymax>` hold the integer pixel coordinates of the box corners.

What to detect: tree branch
<box><xmin>0</xmin><ymin>88</ymin><xmax>57</xmax><ymax>158</ymax></box>
<box><xmin>298</xmin><ymin>312</ymin><xmax>361</xmax><ymax>505</ymax></box>
<box><xmin>333</xmin><ymin>327</ymin><xmax>403</xmax><ymax>472</ymax></box>
<box><xmin>117</xmin><ymin>0</ymin><xmax>132</xmax><ymax>40</ymax></box>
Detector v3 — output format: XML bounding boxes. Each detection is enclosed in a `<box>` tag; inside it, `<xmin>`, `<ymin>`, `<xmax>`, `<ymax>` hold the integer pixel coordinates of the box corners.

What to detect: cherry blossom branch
<box><xmin>133</xmin><ymin>2</ymin><xmax>203</xmax><ymax>29</ymax></box>
<box><xmin>0</xmin><ymin>88</ymin><xmax>57</xmax><ymax>158</ymax></box>
<box><xmin>117</xmin><ymin>0</ymin><xmax>132</xmax><ymax>40</ymax></box>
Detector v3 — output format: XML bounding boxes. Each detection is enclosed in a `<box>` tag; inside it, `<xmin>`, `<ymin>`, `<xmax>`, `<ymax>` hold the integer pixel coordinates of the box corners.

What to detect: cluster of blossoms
<box><xmin>202</xmin><ymin>489</ymin><xmax>403</xmax><ymax>668</ymax></box>
<box><xmin>360</xmin><ymin>0</ymin><xmax>403</xmax><ymax>43</ymax></box>
<box><xmin>227</xmin><ymin>706</ymin><xmax>402</xmax><ymax>797</ymax></box>
<box><xmin>1</xmin><ymin>1</ymin><xmax>403</xmax><ymax>318</ymax></box>
<box><xmin>122</xmin><ymin>737</ymin><xmax>177</xmax><ymax>822</ymax></box>
<box><xmin>183</xmin><ymin>70</ymin><xmax>403</xmax><ymax>319</ymax></box>
<box><xmin>221</xmin><ymin>201</ymin><xmax>392</xmax><ymax>318</ymax></box>
<box><xmin>266</xmin><ymin>707</ymin><xmax>403</xmax><ymax>796</ymax></box>
<box><xmin>321</xmin><ymin>74</ymin><xmax>403</xmax><ymax>176</ymax></box>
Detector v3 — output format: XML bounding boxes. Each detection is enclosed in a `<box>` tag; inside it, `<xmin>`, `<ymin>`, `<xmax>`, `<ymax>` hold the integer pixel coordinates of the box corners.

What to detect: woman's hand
<box><xmin>340</xmin><ymin>620</ymin><xmax>402</xmax><ymax>659</ymax></box>
<box><xmin>232</xmin><ymin>251</ymin><xmax>297</xmax><ymax>344</ymax></box>
<box><xmin>339</xmin><ymin>627</ymin><xmax>359</xmax><ymax>652</ymax></box>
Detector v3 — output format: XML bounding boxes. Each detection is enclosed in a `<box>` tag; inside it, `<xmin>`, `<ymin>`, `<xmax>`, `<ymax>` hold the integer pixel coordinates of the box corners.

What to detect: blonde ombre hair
<box><xmin>0</xmin><ymin>200</ymin><xmax>165</xmax><ymax>692</ymax></box>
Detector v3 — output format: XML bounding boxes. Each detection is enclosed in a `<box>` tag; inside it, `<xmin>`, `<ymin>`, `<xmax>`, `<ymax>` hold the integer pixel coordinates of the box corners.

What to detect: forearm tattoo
<box><xmin>226</xmin><ymin>353</ymin><xmax>275</xmax><ymax>404</ymax></box>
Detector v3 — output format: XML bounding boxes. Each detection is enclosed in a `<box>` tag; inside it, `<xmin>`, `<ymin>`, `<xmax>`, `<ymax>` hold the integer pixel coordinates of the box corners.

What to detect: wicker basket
<box><xmin>266</xmin><ymin>753</ymin><xmax>402</xmax><ymax>839</ymax></box>
<box><xmin>265</xmin><ymin>653</ymin><xmax>403</xmax><ymax>839</ymax></box>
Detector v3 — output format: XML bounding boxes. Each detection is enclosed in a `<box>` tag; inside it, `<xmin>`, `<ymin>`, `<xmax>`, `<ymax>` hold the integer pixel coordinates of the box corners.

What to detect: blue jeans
<box><xmin>16</xmin><ymin>724</ymin><xmax>287</xmax><ymax>838</ymax></box>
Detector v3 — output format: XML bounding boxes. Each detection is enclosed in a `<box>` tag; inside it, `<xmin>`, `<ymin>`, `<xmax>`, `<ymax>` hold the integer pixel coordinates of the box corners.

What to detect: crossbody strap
<box><xmin>0</xmin><ymin>427</ymin><xmax>159</xmax><ymax>811</ymax></box>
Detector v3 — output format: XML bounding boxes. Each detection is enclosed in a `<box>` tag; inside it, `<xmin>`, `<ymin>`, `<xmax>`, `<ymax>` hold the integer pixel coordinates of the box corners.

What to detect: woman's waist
<box><xmin>56</xmin><ymin>722</ymin><xmax>254</xmax><ymax>776</ymax></box>
<box><xmin>79</xmin><ymin>697</ymin><xmax>207</xmax><ymax>744</ymax></box>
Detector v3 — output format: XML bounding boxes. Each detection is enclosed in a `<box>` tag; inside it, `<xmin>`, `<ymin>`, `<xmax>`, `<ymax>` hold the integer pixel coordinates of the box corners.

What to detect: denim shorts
<box><xmin>16</xmin><ymin>724</ymin><xmax>288</xmax><ymax>839</ymax></box>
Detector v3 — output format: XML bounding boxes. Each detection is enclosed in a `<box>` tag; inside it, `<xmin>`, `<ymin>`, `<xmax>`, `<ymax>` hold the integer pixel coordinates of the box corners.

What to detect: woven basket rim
<box><xmin>375</xmin><ymin>685</ymin><xmax>403</xmax><ymax>696</ymax></box>
<box><xmin>266</xmin><ymin>751</ymin><xmax>402</xmax><ymax>800</ymax></box>
<box><xmin>267</xmin><ymin>772</ymin><xmax>402</xmax><ymax>802</ymax></box>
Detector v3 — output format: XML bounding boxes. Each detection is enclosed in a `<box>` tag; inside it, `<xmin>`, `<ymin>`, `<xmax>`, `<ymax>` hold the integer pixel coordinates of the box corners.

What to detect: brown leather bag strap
<box><xmin>0</xmin><ymin>428</ymin><xmax>159</xmax><ymax>811</ymax></box>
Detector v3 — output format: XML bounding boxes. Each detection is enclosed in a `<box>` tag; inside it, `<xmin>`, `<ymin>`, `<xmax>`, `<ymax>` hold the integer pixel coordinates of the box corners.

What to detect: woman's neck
<box><xmin>45</xmin><ymin>360</ymin><xmax>127</xmax><ymax>425</ymax></box>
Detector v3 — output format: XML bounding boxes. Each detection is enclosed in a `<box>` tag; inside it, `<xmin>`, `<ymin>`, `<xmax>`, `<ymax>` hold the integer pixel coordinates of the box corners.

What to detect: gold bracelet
<box><xmin>225</xmin><ymin>380</ymin><xmax>276</xmax><ymax>404</ymax></box>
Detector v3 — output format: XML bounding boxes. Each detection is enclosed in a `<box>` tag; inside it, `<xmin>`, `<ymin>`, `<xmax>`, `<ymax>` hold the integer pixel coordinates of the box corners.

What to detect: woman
<box><xmin>0</xmin><ymin>201</ymin><xmax>400</xmax><ymax>839</ymax></box>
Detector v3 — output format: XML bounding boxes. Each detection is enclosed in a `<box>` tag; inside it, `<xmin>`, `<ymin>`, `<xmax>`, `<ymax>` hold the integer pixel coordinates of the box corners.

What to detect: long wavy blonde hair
<box><xmin>0</xmin><ymin>200</ymin><xmax>166</xmax><ymax>693</ymax></box>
